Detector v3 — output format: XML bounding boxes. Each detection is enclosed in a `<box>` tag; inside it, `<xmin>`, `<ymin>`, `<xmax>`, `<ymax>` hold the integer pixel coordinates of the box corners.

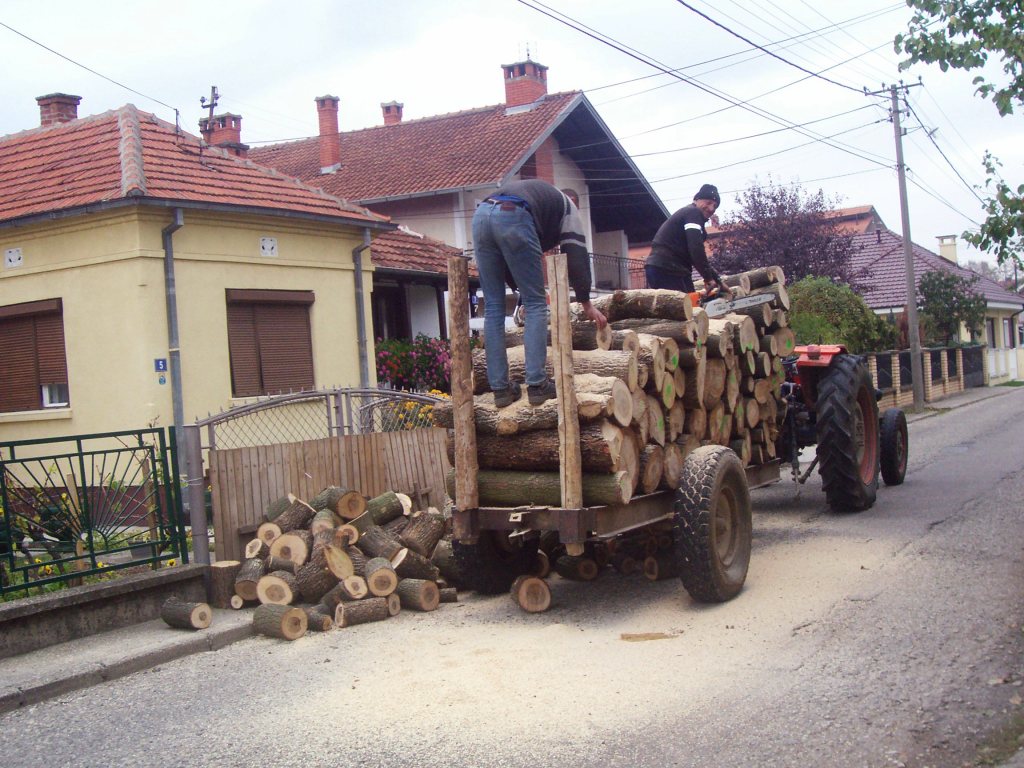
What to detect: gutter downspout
<box><xmin>162</xmin><ymin>209</ymin><xmax>209</xmax><ymax>564</ymax></box>
<box><xmin>352</xmin><ymin>228</ymin><xmax>372</xmax><ymax>388</ymax></box>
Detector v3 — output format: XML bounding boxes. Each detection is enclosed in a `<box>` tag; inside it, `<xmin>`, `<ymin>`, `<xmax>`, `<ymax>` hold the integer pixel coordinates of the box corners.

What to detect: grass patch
<box><xmin>973</xmin><ymin>710</ymin><xmax>1024</xmax><ymax>765</ymax></box>
<box><xmin>998</xmin><ymin>380</ymin><xmax>1024</xmax><ymax>387</ymax></box>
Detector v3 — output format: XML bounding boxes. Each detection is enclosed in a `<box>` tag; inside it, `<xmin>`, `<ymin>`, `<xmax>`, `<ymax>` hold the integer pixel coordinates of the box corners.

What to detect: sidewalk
<box><xmin>904</xmin><ymin>382</ymin><xmax>1019</xmax><ymax>423</ymax></box>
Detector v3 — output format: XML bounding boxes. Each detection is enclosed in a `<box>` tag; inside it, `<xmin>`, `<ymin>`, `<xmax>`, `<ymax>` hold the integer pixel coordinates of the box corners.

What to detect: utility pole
<box><xmin>867</xmin><ymin>83</ymin><xmax>925</xmax><ymax>412</ymax></box>
<box><xmin>200</xmin><ymin>86</ymin><xmax>219</xmax><ymax>123</ymax></box>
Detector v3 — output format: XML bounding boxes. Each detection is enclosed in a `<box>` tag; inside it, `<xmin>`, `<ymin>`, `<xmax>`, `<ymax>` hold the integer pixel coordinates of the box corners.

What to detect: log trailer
<box><xmin>445</xmin><ymin>255</ymin><xmax>907</xmax><ymax>612</ymax></box>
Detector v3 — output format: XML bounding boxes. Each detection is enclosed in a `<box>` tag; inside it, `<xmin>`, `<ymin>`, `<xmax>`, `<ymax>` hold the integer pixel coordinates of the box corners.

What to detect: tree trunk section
<box><xmin>256</xmin><ymin>522</ymin><xmax>282</xmax><ymax>546</ymax></box>
<box><xmin>160</xmin><ymin>598</ymin><xmax>212</xmax><ymax>630</ymax></box>
<box><xmin>366</xmin><ymin>490</ymin><xmax>411</xmax><ymax>526</ymax></box>
<box><xmin>356</xmin><ymin>525</ymin><xmax>403</xmax><ymax>560</ymax></box>
<box><xmin>638</xmin><ymin>444</ymin><xmax>665</xmax><ymax>495</ymax></box>
<box><xmin>244</xmin><ymin>539</ymin><xmax>270</xmax><ymax>560</ymax></box>
<box><xmin>392</xmin><ymin>548</ymin><xmax>441</xmax><ymax>582</ymax></box>
<box><xmin>301</xmin><ymin>606</ymin><xmax>334</xmax><ymax>632</ymax></box>
<box><xmin>294</xmin><ymin>562</ymin><xmax>339</xmax><ymax>604</ymax></box>
<box><xmin>273</xmin><ymin>497</ymin><xmax>317</xmax><ymax>533</ymax></box>
<box><xmin>253</xmin><ymin>604</ymin><xmax>307</xmax><ymax>640</ymax></box>
<box><xmin>364</xmin><ymin>556</ymin><xmax>400</xmax><ymax>596</ymax></box>
<box><xmin>208</xmin><ymin>560</ymin><xmax>241</xmax><ymax>609</ymax></box>
<box><xmin>234</xmin><ymin>557</ymin><xmax>266</xmax><ymax>601</ymax></box>
<box><xmin>607</xmin><ymin>328</ymin><xmax>640</xmax><ymax>354</ymax></box>
<box><xmin>256</xmin><ymin>570</ymin><xmax>298</xmax><ymax>605</ymax></box>
<box><xmin>336</xmin><ymin>597</ymin><xmax>390</xmax><ymax>628</ymax></box>
<box><xmin>395</xmin><ymin>578</ymin><xmax>441</xmax><ymax>611</ymax></box>
<box><xmin>593</xmin><ymin>288</ymin><xmax>693</xmax><ymax>322</ymax></box>
<box><xmin>462</xmin><ymin>420</ymin><xmax>630</xmax><ymax>473</ymax></box>
<box><xmin>554</xmin><ymin>555</ymin><xmax>600</xmax><ymax>581</ymax></box>
<box><xmin>265</xmin><ymin>555</ymin><xmax>297</xmax><ymax>574</ymax></box>
<box><xmin>266</xmin><ymin>495</ymin><xmax>292</xmax><ymax>521</ymax></box>
<box><xmin>310</xmin><ymin>509</ymin><xmax>340</xmax><ymax>536</ymax></box>
<box><xmin>310</xmin><ymin>486</ymin><xmax>366</xmax><ymax>519</ymax></box>
<box><xmin>510</xmin><ymin>575</ymin><xmax>552</xmax><ymax>613</ymax></box>
<box><xmin>446</xmin><ymin>468</ymin><xmax>632</xmax><ymax>507</ymax></box>
<box><xmin>643</xmin><ymin>553</ymin><xmax>679</xmax><ymax>581</ymax></box>
<box><xmin>269</xmin><ymin>530</ymin><xmax>313</xmax><ymax>567</ymax></box>
<box><xmin>472</xmin><ymin>347</ymin><xmax>638</xmax><ymax>394</ymax></box>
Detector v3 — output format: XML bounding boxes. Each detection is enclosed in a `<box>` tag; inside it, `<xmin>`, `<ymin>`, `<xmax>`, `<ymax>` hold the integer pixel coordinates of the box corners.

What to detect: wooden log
<box><xmin>704</xmin><ymin>321</ymin><xmax>734</xmax><ymax>360</ymax></box>
<box><xmin>732</xmin><ymin>301</ymin><xmax>773</xmax><ymax>327</ymax></box>
<box><xmin>471</xmin><ymin>347</ymin><xmax>639</xmax><ymax>394</ymax></box>
<box><xmin>253</xmin><ymin>604</ymin><xmax>307</xmax><ymax>640</ymax></box>
<box><xmin>234</xmin><ymin>557</ymin><xmax>266</xmax><ymax>601</ymax></box>
<box><xmin>160</xmin><ymin>598</ymin><xmax>212</xmax><ymax>630</ymax></box>
<box><xmin>682</xmin><ymin>349</ymin><xmax>707</xmax><ymax>409</ymax></box>
<box><xmin>256</xmin><ymin>570</ymin><xmax>298</xmax><ymax>605</ymax></box>
<box><xmin>395</xmin><ymin>578</ymin><xmax>441</xmax><ymax>612</ymax></box>
<box><xmin>772</xmin><ymin>327</ymin><xmax>797</xmax><ymax>357</ymax></box>
<box><xmin>256</xmin><ymin>521</ymin><xmax>282</xmax><ymax>546</ymax></box>
<box><xmin>720</xmin><ymin>272</ymin><xmax>753</xmax><ymax>291</ymax></box>
<box><xmin>366</xmin><ymin>490</ymin><xmax>411</xmax><ymax>526</ymax></box>
<box><xmin>301</xmin><ymin>606</ymin><xmax>334</xmax><ymax>632</ymax></box>
<box><xmin>335</xmin><ymin>597</ymin><xmax>390</xmax><ymax>627</ymax></box>
<box><xmin>319</xmin><ymin>544</ymin><xmax>354</xmax><ymax>580</ymax></box>
<box><xmin>244</xmin><ymin>538</ymin><xmax>270</xmax><ymax>560</ymax></box>
<box><xmin>265</xmin><ymin>555</ymin><xmax>297</xmax><ymax>574</ymax></box>
<box><xmin>229</xmin><ymin>595</ymin><xmax>248</xmax><ymax>610</ymax></box>
<box><xmin>720</xmin><ymin>313</ymin><xmax>758</xmax><ymax>353</ymax></box>
<box><xmin>341</xmin><ymin>575</ymin><xmax>369</xmax><ymax>600</ymax></box>
<box><xmin>310</xmin><ymin>485</ymin><xmax>365</xmax><ymax>519</ymax></box>
<box><xmin>635</xmin><ymin>333</ymin><xmax>664</xmax><ymax>392</ymax></box>
<box><xmin>702</xmin><ymin>358</ymin><xmax>728</xmax><ymax>409</ymax></box>
<box><xmin>730</xmin><ymin>433</ymin><xmax>752</xmax><ymax>466</ymax></box>
<box><xmin>332</xmin><ymin>524</ymin><xmax>359</xmax><ymax>547</ymax></box>
<box><xmin>445</xmin><ymin>468</ymin><xmax>632</xmax><ymax>507</ymax></box>
<box><xmin>707</xmin><ymin>401</ymin><xmax>726</xmax><ymax>443</ymax></box>
<box><xmin>607</xmin><ymin>328</ymin><xmax>640</xmax><ymax>353</ymax></box>
<box><xmin>660</xmin><ymin>443</ymin><xmax>683</xmax><ymax>490</ymax></box>
<box><xmin>503</xmin><ymin>319</ymin><xmax>611</xmax><ymax>351</ymax></box>
<box><xmin>638</xmin><ymin>444</ymin><xmax>665</xmax><ymax>495</ymax></box>
<box><xmin>208</xmin><ymin>560</ymin><xmax>242</xmax><ymax>610</ymax></box>
<box><xmin>392</xmin><ymin>547</ymin><xmax>441</xmax><ymax>582</ymax></box>
<box><xmin>592</xmin><ymin>288</ymin><xmax>693</xmax><ymax>322</ymax></box>
<box><xmin>554</xmin><ymin>555</ymin><xmax>600</xmax><ymax>581</ymax></box>
<box><xmin>771</xmin><ymin>308</ymin><xmax>789</xmax><ymax>328</ymax></box>
<box><xmin>646</xmin><ymin>395</ymin><xmax>666</xmax><ymax>447</ymax></box>
<box><xmin>269</xmin><ymin>530</ymin><xmax>313</xmax><ymax>567</ymax></box>
<box><xmin>344</xmin><ymin>545</ymin><xmax>368</xmax><ymax>577</ymax></box>
<box><xmin>273</xmin><ymin>496</ymin><xmax>317</xmax><ymax>533</ymax></box>
<box><xmin>691</xmin><ymin>306</ymin><xmax>710</xmax><ymax>343</ymax></box>
<box><xmin>398</xmin><ymin>511</ymin><xmax>446</xmax><ymax>558</ymax></box>
<box><xmin>643</xmin><ymin>553</ymin><xmax>679</xmax><ymax>581</ymax></box>
<box><xmin>610</xmin><ymin>318</ymin><xmax>698</xmax><ymax>348</ymax></box>
<box><xmin>510</xmin><ymin>575</ymin><xmax>552</xmax><ymax>613</ymax></box>
<box><xmin>430</xmin><ymin>539</ymin><xmax>464</xmax><ymax>587</ymax></box>
<box><xmin>532</xmin><ymin>549</ymin><xmax>552</xmax><ymax>579</ymax></box>
<box><xmin>356</xmin><ymin>525</ymin><xmax>404</xmax><ymax>560</ymax></box>
<box><xmin>740</xmin><ymin>265</ymin><xmax>785</xmax><ymax>289</ymax></box>
<box><xmin>310</xmin><ymin>508</ymin><xmax>340</xmax><ymax>536</ymax></box>
<box><xmin>750</xmin><ymin>283</ymin><xmax>790</xmax><ymax>311</ymax></box>
<box><xmin>684</xmin><ymin>406</ymin><xmax>707</xmax><ymax>438</ymax></box>
<box><xmin>266</xmin><ymin>495</ymin><xmax>292</xmax><ymax>521</ymax></box>
<box><xmin>744</xmin><ymin>397</ymin><xmax>761</xmax><ymax>429</ymax></box>
<box><xmin>458</xmin><ymin>419</ymin><xmax>630</xmax><ymax>474</ymax></box>
<box><xmin>759</xmin><ymin>335</ymin><xmax>778</xmax><ymax>356</ymax></box>
<box><xmin>725</xmin><ymin>367</ymin><xmax>741</xmax><ymax>412</ymax></box>
<box><xmin>364</xmin><ymin>557</ymin><xmax>400</xmax><ymax>596</ymax></box>
<box><xmin>668</xmin><ymin>400</ymin><xmax>685</xmax><ymax>442</ymax></box>
<box><xmin>294</xmin><ymin>562</ymin><xmax>339</xmax><ymax>604</ymax></box>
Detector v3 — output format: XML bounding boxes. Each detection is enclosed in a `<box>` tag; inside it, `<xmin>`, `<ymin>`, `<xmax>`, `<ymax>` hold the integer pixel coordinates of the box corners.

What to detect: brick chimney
<box><xmin>316</xmin><ymin>95</ymin><xmax>341</xmax><ymax>173</ymax></box>
<box><xmin>381</xmin><ymin>101</ymin><xmax>404</xmax><ymax>126</ymax></box>
<box><xmin>937</xmin><ymin>234</ymin><xmax>959</xmax><ymax>264</ymax></box>
<box><xmin>198</xmin><ymin>113</ymin><xmax>248</xmax><ymax>157</ymax></box>
<box><xmin>37</xmin><ymin>93</ymin><xmax>82</xmax><ymax>127</ymax></box>
<box><xmin>501</xmin><ymin>59</ymin><xmax>548</xmax><ymax>107</ymax></box>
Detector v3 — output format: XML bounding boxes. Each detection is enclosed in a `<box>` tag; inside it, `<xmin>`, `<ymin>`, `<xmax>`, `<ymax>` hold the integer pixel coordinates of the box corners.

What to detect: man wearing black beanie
<box><xmin>644</xmin><ymin>183</ymin><xmax>725</xmax><ymax>294</ymax></box>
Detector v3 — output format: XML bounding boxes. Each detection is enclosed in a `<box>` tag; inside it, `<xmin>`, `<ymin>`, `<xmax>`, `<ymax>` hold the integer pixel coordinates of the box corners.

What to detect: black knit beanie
<box><xmin>694</xmin><ymin>184</ymin><xmax>720</xmax><ymax>205</ymax></box>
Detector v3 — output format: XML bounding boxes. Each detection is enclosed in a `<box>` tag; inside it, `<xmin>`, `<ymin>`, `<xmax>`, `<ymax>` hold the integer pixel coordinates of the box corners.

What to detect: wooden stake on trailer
<box><xmin>547</xmin><ymin>252</ymin><xmax>584</xmax><ymax>555</ymax></box>
<box><xmin>447</xmin><ymin>255</ymin><xmax>479</xmax><ymax>537</ymax></box>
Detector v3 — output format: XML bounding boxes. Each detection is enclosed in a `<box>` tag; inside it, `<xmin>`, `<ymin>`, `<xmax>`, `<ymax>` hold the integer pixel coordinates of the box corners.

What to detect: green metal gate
<box><xmin>0</xmin><ymin>428</ymin><xmax>187</xmax><ymax>597</ymax></box>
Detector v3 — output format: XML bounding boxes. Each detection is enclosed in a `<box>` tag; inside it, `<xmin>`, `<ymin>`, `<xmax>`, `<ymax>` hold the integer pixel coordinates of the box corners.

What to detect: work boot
<box><xmin>527</xmin><ymin>378</ymin><xmax>558</xmax><ymax>406</ymax></box>
<box><xmin>493</xmin><ymin>383</ymin><xmax>521</xmax><ymax>408</ymax></box>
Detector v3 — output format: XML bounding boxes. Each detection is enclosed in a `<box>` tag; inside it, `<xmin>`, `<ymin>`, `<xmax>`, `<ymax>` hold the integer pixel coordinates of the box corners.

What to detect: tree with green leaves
<box><xmin>788</xmin><ymin>277</ymin><xmax>898</xmax><ymax>353</ymax></box>
<box><xmin>916</xmin><ymin>270</ymin><xmax>987</xmax><ymax>345</ymax></box>
<box><xmin>896</xmin><ymin>0</ymin><xmax>1024</xmax><ymax>267</ymax></box>
<box><xmin>710</xmin><ymin>179</ymin><xmax>861</xmax><ymax>286</ymax></box>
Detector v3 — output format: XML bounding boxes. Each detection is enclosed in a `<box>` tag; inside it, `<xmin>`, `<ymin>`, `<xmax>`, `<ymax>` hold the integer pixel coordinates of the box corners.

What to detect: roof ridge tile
<box><xmin>117</xmin><ymin>105</ymin><xmax>147</xmax><ymax>197</ymax></box>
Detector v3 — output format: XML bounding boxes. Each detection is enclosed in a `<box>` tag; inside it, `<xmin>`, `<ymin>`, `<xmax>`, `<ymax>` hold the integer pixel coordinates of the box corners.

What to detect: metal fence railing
<box><xmin>0</xmin><ymin>428</ymin><xmax>187</xmax><ymax>598</ymax></box>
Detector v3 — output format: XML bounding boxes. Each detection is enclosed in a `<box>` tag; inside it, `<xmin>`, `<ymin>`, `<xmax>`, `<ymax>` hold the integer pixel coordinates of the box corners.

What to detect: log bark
<box><xmin>430</xmin><ymin>539</ymin><xmax>464</xmax><ymax>587</ymax></box>
<box><xmin>356</xmin><ymin>525</ymin><xmax>404</xmax><ymax>560</ymax></box>
<box><xmin>160</xmin><ymin>598</ymin><xmax>212</xmax><ymax>630</ymax></box>
<box><xmin>750</xmin><ymin>283</ymin><xmax>790</xmax><ymax>311</ymax></box>
<box><xmin>234</xmin><ymin>557</ymin><xmax>266</xmax><ymax>601</ymax></box>
<box><xmin>722</xmin><ymin>313</ymin><xmax>759</xmax><ymax>353</ymax></box>
<box><xmin>643</xmin><ymin>553</ymin><xmax>679</xmax><ymax>581</ymax></box>
<box><xmin>364</xmin><ymin>557</ymin><xmax>400</xmax><ymax>596</ymax></box>
<box><xmin>503</xmin><ymin>320</ymin><xmax>611</xmax><ymax>351</ymax></box>
<box><xmin>269</xmin><ymin>530</ymin><xmax>313</xmax><ymax>567</ymax></box>
<box><xmin>265</xmin><ymin>555</ymin><xmax>297</xmax><ymax>574</ymax></box>
<box><xmin>460</xmin><ymin>420</ymin><xmax>630</xmax><ymax>473</ymax></box>
<box><xmin>472</xmin><ymin>347</ymin><xmax>639</xmax><ymax>394</ymax></box>
<box><xmin>759</xmin><ymin>335</ymin><xmax>778</xmax><ymax>356</ymax></box>
<box><xmin>310</xmin><ymin>509</ymin><xmax>340</xmax><ymax>536</ymax></box>
<box><xmin>607</xmin><ymin>328</ymin><xmax>640</xmax><ymax>353</ymax></box>
<box><xmin>772</xmin><ymin>327</ymin><xmax>797</xmax><ymax>357</ymax></box>
<box><xmin>702</xmin><ymin>358</ymin><xmax>728</xmax><ymax>409</ymax></box>
<box><xmin>638</xmin><ymin>444</ymin><xmax>665</xmax><ymax>495</ymax></box>
<box><xmin>320</xmin><ymin>544</ymin><xmax>354</xmax><ymax>580</ymax></box>
<box><xmin>273</xmin><ymin>497</ymin><xmax>317</xmax><ymax>533</ymax></box>
<box><xmin>266</xmin><ymin>495</ymin><xmax>292</xmax><ymax>521</ymax></box>
<box><xmin>395</xmin><ymin>578</ymin><xmax>441</xmax><ymax>611</ymax></box>
<box><xmin>392</xmin><ymin>547</ymin><xmax>442</xmax><ymax>582</ymax></box>
<box><xmin>253</xmin><ymin>604</ymin><xmax>307</xmax><ymax>640</ymax></box>
<box><xmin>592</xmin><ymin>288</ymin><xmax>693</xmax><ymax>322</ymax></box>
<box><xmin>510</xmin><ymin>575</ymin><xmax>552</xmax><ymax>613</ymax></box>
<box><xmin>229</xmin><ymin>595</ymin><xmax>248</xmax><ymax>610</ymax></box>
<box><xmin>439</xmin><ymin>587</ymin><xmax>459</xmax><ymax>604</ymax></box>
<box><xmin>366</xmin><ymin>490</ymin><xmax>411</xmax><ymax>526</ymax></box>
<box><xmin>660</xmin><ymin>442</ymin><xmax>684</xmax><ymax>490</ymax></box>
<box><xmin>554</xmin><ymin>555</ymin><xmax>600</xmax><ymax>581</ymax></box>
<box><xmin>610</xmin><ymin>319</ymin><xmax>697</xmax><ymax>347</ymax></box>
<box><xmin>294</xmin><ymin>562</ymin><xmax>339</xmax><ymax>604</ymax></box>
<box><xmin>244</xmin><ymin>538</ymin><xmax>270</xmax><ymax>560</ymax></box>
<box><xmin>682</xmin><ymin>351</ymin><xmax>707</xmax><ymax>409</ymax></box>
<box><xmin>208</xmin><ymin>560</ymin><xmax>241</xmax><ymax>610</ymax></box>
<box><xmin>684</xmin><ymin>406</ymin><xmax>707</xmax><ymax>439</ymax></box>
<box><xmin>445</xmin><ymin>468</ymin><xmax>632</xmax><ymax>507</ymax></box>
<box><xmin>256</xmin><ymin>570</ymin><xmax>298</xmax><ymax>605</ymax></box>
<box><xmin>646</xmin><ymin>395</ymin><xmax>666</xmax><ymax>447</ymax></box>
<box><xmin>335</xmin><ymin>597</ymin><xmax>390</xmax><ymax>627</ymax></box>
<box><xmin>346</xmin><ymin>545</ymin><xmax>368</xmax><ymax>577</ymax></box>
<box><xmin>398</xmin><ymin>511</ymin><xmax>446</xmax><ymax>557</ymax></box>
<box><xmin>668</xmin><ymin>399</ymin><xmax>685</xmax><ymax>442</ymax></box>
<box><xmin>301</xmin><ymin>606</ymin><xmax>334</xmax><ymax>632</ymax></box>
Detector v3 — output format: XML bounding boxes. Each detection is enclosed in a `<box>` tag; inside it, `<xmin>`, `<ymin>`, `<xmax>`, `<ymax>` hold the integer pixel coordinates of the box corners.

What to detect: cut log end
<box><xmin>510</xmin><ymin>575</ymin><xmax>552</xmax><ymax>613</ymax></box>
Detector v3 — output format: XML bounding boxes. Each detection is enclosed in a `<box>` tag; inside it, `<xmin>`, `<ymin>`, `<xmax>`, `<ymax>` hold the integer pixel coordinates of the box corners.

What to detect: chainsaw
<box><xmin>690</xmin><ymin>287</ymin><xmax>775</xmax><ymax>319</ymax></box>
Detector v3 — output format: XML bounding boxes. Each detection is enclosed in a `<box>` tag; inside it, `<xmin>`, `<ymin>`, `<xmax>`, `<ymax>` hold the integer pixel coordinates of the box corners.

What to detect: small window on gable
<box><xmin>0</xmin><ymin>298</ymin><xmax>69</xmax><ymax>413</ymax></box>
<box><xmin>225</xmin><ymin>289</ymin><xmax>315</xmax><ymax>397</ymax></box>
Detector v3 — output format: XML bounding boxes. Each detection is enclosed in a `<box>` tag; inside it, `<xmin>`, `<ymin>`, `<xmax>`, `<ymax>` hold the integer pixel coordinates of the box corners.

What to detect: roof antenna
<box><xmin>199</xmin><ymin>86</ymin><xmax>219</xmax><ymax>125</ymax></box>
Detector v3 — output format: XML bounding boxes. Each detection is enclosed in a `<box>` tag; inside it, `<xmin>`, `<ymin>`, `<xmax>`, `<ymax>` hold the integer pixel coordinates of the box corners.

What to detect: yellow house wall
<box><xmin>0</xmin><ymin>205</ymin><xmax>377</xmax><ymax>443</ymax></box>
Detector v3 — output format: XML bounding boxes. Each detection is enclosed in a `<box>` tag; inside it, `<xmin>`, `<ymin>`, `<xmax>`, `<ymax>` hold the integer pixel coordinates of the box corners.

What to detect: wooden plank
<box><xmin>239</xmin><ymin>446</ymin><xmax>255</xmax><ymax>547</ymax></box>
<box><xmin>447</xmin><ymin>254</ymin><xmax>479</xmax><ymax>512</ymax></box>
<box><xmin>208</xmin><ymin>451</ymin><xmax>227</xmax><ymax>562</ymax></box>
<box><xmin>546</xmin><ymin>252</ymin><xmax>583</xmax><ymax>510</ymax></box>
<box><xmin>228</xmin><ymin>448</ymin><xmax>245</xmax><ymax>562</ymax></box>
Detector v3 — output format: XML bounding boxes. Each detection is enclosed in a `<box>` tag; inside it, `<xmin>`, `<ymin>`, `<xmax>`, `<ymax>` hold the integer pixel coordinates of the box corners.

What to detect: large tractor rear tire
<box><xmin>815</xmin><ymin>355</ymin><xmax>879</xmax><ymax>512</ymax></box>
<box><xmin>674</xmin><ymin>446</ymin><xmax>752</xmax><ymax>603</ymax></box>
<box><xmin>452</xmin><ymin>531</ymin><xmax>540</xmax><ymax>595</ymax></box>
<box><xmin>879</xmin><ymin>407</ymin><xmax>909</xmax><ymax>486</ymax></box>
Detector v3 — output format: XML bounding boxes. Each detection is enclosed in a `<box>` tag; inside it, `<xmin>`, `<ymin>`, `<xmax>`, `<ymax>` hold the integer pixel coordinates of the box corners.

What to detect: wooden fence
<box><xmin>208</xmin><ymin>428</ymin><xmax>450</xmax><ymax>562</ymax></box>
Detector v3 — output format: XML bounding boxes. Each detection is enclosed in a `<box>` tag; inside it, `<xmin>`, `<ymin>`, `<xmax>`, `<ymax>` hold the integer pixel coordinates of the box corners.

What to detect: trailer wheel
<box><xmin>452</xmin><ymin>531</ymin><xmax>540</xmax><ymax>595</ymax></box>
<box><xmin>815</xmin><ymin>354</ymin><xmax>879</xmax><ymax>512</ymax></box>
<box><xmin>879</xmin><ymin>407</ymin><xmax>908</xmax><ymax>486</ymax></box>
<box><xmin>673</xmin><ymin>446</ymin><xmax>752</xmax><ymax>603</ymax></box>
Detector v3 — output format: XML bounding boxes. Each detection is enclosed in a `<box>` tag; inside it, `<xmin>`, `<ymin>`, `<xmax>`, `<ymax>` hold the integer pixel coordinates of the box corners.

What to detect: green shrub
<box><xmin>789</xmin><ymin>277</ymin><xmax>898</xmax><ymax>353</ymax></box>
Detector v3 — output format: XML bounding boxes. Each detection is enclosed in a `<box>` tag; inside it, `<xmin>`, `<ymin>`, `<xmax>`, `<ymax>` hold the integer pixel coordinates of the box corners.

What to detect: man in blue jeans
<box><xmin>472</xmin><ymin>179</ymin><xmax>607</xmax><ymax>408</ymax></box>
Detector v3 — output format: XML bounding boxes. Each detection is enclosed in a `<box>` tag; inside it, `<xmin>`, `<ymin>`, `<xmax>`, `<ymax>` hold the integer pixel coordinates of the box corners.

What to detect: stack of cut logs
<box><xmin>434</xmin><ymin>265</ymin><xmax>793</xmax><ymax>507</ymax></box>
<box><xmin>202</xmin><ymin>487</ymin><xmax>462</xmax><ymax>641</ymax></box>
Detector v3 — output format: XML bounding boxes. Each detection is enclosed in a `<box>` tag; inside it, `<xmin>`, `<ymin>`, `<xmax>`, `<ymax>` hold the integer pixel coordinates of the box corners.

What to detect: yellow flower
<box><xmin>167</xmin><ymin>558</ymin><xmax>176</xmax><ymax>567</ymax></box>
<box><xmin>34</xmin><ymin>558</ymin><xmax>42</xmax><ymax>564</ymax></box>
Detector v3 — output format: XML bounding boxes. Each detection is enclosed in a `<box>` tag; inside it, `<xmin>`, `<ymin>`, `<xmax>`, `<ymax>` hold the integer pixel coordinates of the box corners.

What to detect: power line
<box><xmin>0</xmin><ymin>19</ymin><xmax>179</xmax><ymax>115</ymax></box>
<box><xmin>903</xmin><ymin>98</ymin><xmax>986</xmax><ymax>204</ymax></box>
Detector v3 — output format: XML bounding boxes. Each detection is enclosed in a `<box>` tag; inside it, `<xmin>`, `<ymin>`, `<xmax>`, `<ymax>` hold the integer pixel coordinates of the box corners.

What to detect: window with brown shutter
<box><xmin>0</xmin><ymin>298</ymin><xmax>69</xmax><ymax>412</ymax></box>
<box><xmin>225</xmin><ymin>290</ymin><xmax>315</xmax><ymax>397</ymax></box>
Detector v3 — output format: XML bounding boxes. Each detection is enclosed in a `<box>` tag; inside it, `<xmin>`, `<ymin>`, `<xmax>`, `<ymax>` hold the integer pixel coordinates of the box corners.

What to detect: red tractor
<box><xmin>777</xmin><ymin>344</ymin><xmax>909</xmax><ymax>511</ymax></box>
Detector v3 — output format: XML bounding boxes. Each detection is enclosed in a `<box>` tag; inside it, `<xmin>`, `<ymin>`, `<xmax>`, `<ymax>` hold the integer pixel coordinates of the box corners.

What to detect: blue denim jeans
<box><xmin>645</xmin><ymin>263</ymin><xmax>695</xmax><ymax>292</ymax></box>
<box><xmin>472</xmin><ymin>201</ymin><xmax>548</xmax><ymax>389</ymax></box>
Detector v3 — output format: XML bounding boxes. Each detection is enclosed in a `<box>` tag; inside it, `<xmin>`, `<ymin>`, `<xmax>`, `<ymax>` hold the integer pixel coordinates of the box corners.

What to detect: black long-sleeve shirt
<box><xmin>645</xmin><ymin>203</ymin><xmax>719</xmax><ymax>283</ymax></box>
<box><xmin>493</xmin><ymin>179</ymin><xmax>594</xmax><ymax>303</ymax></box>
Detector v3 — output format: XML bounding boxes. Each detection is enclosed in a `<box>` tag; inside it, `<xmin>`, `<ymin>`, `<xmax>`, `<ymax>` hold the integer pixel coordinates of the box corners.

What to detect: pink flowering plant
<box><xmin>376</xmin><ymin>334</ymin><xmax>465</xmax><ymax>393</ymax></box>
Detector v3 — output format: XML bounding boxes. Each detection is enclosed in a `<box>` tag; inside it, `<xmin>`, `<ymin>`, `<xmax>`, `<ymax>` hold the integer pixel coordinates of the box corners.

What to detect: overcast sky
<box><xmin>2</xmin><ymin>0</ymin><xmax>1019</xmax><ymax>271</ymax></box>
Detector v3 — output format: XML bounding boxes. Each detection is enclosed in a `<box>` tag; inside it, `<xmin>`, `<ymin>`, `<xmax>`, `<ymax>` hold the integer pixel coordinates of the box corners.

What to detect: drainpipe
<box><xmin>162</xmin><ymin>210</ymin><xmax>209</xmax><ymax>563</ymax></box>
<box><xmin>352</xmin><ymin>228</ymin><xmax>372</xmax><ymax>388</ymax></box>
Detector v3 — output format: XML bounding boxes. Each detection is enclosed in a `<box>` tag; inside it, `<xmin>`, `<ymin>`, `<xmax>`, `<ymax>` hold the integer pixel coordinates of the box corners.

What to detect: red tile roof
<box><xmin>372</xmin><ymin>227</ymin><xmax>469</xmax><ymax>276</ymax></box>
<box><xmin>0</xmin><ymin>106</ymin><xmax>388</xmax><ymax>226</ymax></box>
<box><xmin>248</xmin><ymin>92</ymin><xmax>582</xmax><ymax>202</ymax></box>
<box><xmin>851</xmin><ymin>227</ymin><xmax>1024</xmax><ymax>310</ymax></box>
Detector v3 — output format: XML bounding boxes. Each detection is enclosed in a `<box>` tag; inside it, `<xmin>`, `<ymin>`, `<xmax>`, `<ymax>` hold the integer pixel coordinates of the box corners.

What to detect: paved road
<box><xmin>3</xmin><ymin>390</ymin><xmax>1023</xmax><ymax>768</ymax></box>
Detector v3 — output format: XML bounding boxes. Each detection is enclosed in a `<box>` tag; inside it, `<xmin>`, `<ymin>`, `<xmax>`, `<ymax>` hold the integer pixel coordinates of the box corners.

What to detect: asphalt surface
<box><xmin>1</xmin><ymin>383</ymin><xmax>1022</xmax><ymax>767</ymax></box>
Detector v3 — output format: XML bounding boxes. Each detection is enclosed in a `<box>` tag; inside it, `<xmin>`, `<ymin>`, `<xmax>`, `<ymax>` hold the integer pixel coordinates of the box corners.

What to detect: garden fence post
<box><xmin>182</xmin><ymin>424</ymin><xmax>211</xmax><ymax>564</ymax></box>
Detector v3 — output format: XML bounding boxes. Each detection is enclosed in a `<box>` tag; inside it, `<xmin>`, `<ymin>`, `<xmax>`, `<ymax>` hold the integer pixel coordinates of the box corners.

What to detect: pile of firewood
<box><xmin>434</xmin><ymin>265</ymin><xmax>793</xmax><ymax>507</ymax></box>
<box><xmin>203</xmin><ymin>487</ymin><xmax>460</xmax><ymax>641</ymax></box>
